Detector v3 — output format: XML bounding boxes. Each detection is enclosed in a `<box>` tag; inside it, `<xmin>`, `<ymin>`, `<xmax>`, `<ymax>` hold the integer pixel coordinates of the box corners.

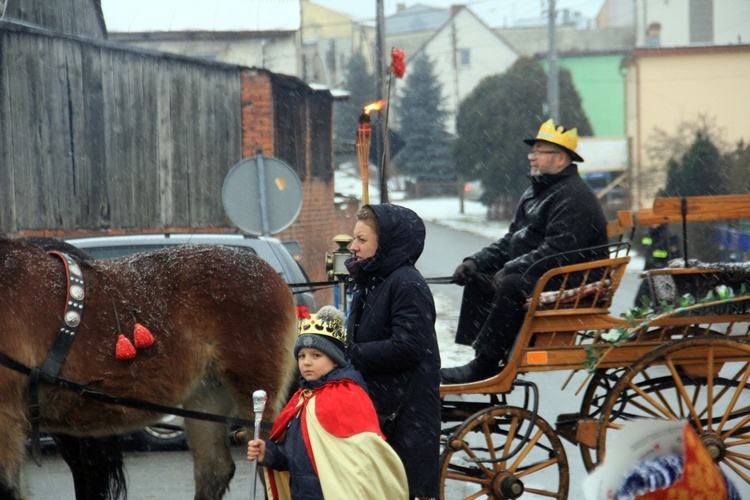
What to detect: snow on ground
<box><xmin>335</xmin><ymin>162</ymin><xmax>509</xmax><ymax>240</ymax></box>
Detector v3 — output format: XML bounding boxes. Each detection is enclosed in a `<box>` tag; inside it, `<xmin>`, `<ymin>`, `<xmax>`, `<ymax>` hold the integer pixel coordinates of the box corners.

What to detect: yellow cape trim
<box><xmin>306</xmin><ymin>397</ymin><xmax>409</xmax><ymax>499</ymax></box>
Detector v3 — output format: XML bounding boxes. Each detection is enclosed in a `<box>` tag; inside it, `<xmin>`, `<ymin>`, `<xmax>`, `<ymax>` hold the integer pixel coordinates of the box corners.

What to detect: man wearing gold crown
<box><xmin>247</xmin><ymin>306</ymin><xmax>408</xmax><ymax>499</ymax></box>
<box><xmin>441</xmin><ymin>118</ymin><xmax>608</xmax><ymax>384</ymax></box>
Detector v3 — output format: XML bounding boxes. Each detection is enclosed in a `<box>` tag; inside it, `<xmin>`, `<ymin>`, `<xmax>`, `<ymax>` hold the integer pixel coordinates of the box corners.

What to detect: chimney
<box><xmin>397</xmin><ymin>3</ymin><xmax>406</xmax><ymax>12</ymax></box>
<box><xmin>451</xmin><ymin>4</ymin><xmax>465</xmax><ymax>16</ymax></box>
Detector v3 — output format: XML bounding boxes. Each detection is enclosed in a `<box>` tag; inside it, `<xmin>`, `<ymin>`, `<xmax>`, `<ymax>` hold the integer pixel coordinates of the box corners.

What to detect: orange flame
<box><xmin>363</xmin><ymin>100</ymin><xmax>387</xmax><ymax>115</ymax></box>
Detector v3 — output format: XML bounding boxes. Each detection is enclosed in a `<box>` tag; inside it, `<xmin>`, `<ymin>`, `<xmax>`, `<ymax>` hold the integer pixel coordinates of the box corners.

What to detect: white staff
<box><xmin>250</xmin><ymin>390</ymin><xmax>267</xmax><ymax>500</ymax></box>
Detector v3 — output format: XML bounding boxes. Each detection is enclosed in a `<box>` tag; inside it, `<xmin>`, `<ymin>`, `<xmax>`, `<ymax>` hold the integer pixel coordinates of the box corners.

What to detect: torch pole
<box><xmin>356</xmin><ymin>113</ymin><xmax>372</xmax><ymax>205</ymax></box>
<box><xmin>249</xmin><ymin>390</ymin><xmax>267</xmax><ymax>500</ymax></box>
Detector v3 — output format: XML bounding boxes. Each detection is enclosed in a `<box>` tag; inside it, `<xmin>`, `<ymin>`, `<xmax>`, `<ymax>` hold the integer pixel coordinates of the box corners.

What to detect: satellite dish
<box><xmin>221</xmin><ymin>153</ymin><xmax>303</xmax><ymax>236</ymax></box>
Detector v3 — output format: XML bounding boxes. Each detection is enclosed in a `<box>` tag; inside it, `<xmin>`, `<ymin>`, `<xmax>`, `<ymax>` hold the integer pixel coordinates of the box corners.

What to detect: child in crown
<box><xmin>247</xmin><ymin>306</ymin><xmax>407</xmax><ymax>500</ymax></box>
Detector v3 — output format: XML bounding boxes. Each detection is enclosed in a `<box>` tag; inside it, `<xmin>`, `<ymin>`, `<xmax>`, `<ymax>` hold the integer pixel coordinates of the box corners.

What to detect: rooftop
<box><xmin>101</xmin><ymin>0</ymin><xmax>301</xmax><ymax>33</ymax></box>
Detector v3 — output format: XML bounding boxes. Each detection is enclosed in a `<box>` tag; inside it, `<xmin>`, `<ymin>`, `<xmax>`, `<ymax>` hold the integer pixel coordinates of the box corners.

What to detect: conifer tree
<box><xmin>334</xmin><ymin>52</ymin><xmax>376</xmax><ymax>145</ymax></box>
<box><xmin>726</xmin><ymin>141</ymin><xmax>750</xmax><ymax>195</ymax></box>
<box><xmin>393</xmin><ymin>54</ymin><xmax>453</xmax><ymax>181</ymax></box>
<box><xmin>661</xmin><ymin>130</ymin><xmax>727</xmax><ymax>197</ymax></box>
<box><xmin>660</xmin><ymin>130</ymin><xmax>728</xmax><ymax>260</ymax></box>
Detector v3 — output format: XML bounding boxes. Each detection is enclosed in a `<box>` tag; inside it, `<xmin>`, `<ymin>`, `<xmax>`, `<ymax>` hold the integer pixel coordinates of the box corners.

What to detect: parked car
<box><xmin>65</xmin><ymin>232</ymin><xmax>317</xmax><ymax>450</ymax></box>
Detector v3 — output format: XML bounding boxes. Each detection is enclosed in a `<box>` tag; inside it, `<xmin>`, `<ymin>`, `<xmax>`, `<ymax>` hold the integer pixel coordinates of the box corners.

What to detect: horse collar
<box><xmin>39</xmin><ymin>251</ymin><xmax>86</xmax><ymax>381</ymax></box>
<box><xmin>28</xmin><ymin>251</ymin><xmax>86</xmax><ymax>464</ymax></box>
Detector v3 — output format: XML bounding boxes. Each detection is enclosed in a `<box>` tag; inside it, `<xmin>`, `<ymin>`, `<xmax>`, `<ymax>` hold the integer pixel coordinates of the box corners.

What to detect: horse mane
<box><xmin>22</xmin><ymin>236</ymin><xmax>95</xmax><ymax>263</ymax></box>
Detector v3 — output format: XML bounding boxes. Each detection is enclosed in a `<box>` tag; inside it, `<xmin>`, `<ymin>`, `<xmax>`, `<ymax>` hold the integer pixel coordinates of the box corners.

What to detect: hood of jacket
<box><xmin>346</xmin><ymin>204</ymin><xmax>425</xmax><ymax>281</ymax></box>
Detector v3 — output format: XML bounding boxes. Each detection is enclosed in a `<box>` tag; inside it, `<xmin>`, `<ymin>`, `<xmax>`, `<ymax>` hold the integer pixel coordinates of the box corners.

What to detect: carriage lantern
<box><xmin>326</xmin><ymin>234</ymin><xmax>354</xmax><ymax>282</ymax></box>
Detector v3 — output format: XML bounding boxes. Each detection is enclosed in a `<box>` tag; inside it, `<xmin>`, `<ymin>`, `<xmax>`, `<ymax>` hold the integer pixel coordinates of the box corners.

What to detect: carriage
<box><xmin>438</xmin><ymin>194</ymin><xmax>750</xmax><ymax>499</ymax></box>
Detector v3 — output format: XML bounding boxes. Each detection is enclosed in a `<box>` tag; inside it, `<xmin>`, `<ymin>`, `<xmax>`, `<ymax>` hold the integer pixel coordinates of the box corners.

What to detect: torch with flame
<box><xmin>356</xmin><ymin>100</ymin><xmax>386</xmax><ymax>205</ymax></box>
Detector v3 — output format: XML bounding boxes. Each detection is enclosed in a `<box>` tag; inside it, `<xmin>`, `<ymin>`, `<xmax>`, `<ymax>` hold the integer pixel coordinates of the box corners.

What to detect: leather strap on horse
<box><xmin>28</xmin><ymin>252</ymin><xmax>85</xmax><ymax>465</ymax></box>
<box><xmin>0</xmin><ymin>349</ymin><xmax>270</xmax><ymax>433</ymax></box>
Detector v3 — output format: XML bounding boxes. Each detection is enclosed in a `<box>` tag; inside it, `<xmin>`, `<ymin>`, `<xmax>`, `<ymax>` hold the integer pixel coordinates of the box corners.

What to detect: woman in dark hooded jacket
<box><xmin>248</xmin><ymin>306</ymin><xmax>407</xmax><ymax>499</ymax></box>
<box><xmin>345</xmin><ymin>204</ymin><xmax>441</xmax><ymax>499</ymax></box>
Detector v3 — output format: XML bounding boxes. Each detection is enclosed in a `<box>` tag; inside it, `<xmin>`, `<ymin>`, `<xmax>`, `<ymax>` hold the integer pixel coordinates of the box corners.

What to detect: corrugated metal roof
<box><xmin>102</xmin><ymin>0</ymin><xmax>300</xmax><ymax>33</ymax></box>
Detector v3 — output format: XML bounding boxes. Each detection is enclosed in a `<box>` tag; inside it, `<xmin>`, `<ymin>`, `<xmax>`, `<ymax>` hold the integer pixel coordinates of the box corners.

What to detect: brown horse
<box><xmin>0</xmin><ymin>237</ymin><xmax>298</xmax><ymax>499</ymax></box>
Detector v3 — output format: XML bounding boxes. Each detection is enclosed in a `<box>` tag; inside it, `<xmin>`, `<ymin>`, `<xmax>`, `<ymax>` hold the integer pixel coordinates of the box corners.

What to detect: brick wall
<box><xmin>240</xmin><ymin>72</ymin><xmax>274</xmax><ymax>157</ymax></box>
<box><xmin>277</xmin><ymin>181</ymin><xmax>358</xmax><ymax>305</ymax></box>
<box><xmin>240</xmin><ymin>70</ymin><xmax>359</xmax><ymax>307</ymax></box>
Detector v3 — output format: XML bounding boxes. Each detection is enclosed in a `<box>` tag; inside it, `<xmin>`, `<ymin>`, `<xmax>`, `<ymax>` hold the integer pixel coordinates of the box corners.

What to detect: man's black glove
<box><xmin>452</xmin><ymin>259</ymin><xmax>478</xmax><ymax>285</ymax></box>
<box><xmin>492</xmin><ymin>268</ymin><xmax>506</xmax><ymax>290</ymax></box>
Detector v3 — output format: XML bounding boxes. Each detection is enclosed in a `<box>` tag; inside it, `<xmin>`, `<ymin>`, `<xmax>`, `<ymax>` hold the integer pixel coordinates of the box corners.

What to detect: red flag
<box><xmin>390</xmin><ymin>48</ymin><xmax>405</xmax><ymax>79</ymax></box>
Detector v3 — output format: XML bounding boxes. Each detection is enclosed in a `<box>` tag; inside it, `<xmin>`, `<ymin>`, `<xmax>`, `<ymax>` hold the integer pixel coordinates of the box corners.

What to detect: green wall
<box><xmin>546</xmin><ymin>54</ymin><xmax>627</xmax><ymax>137</ymax></box>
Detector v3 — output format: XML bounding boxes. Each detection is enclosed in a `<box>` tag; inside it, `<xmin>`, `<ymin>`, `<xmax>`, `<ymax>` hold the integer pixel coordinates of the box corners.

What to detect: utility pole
<box><xmin>451</xmin><ymin>17</ymin><xmax>465</xmax><ymax>214</ymax></box>
<box><xmin>547</xmin><ymin>0</ymin><xmax>559</xmax><ymax>122</ymax></box>
<box><xmin>375</xmin><ymin>0</ymin><xmax>388</xmax><ymax>203</ymax></box>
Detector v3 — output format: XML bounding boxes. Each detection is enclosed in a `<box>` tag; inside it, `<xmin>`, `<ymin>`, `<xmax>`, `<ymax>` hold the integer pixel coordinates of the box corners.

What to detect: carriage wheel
<box><xmin>596</xmin><ymin>337</ymin><xmax>750</xmax><ymax>490</ymax></box>
<box><xmin>440</xmin><ymin>405</ymin><xmax>569</xmax><ymax>499</ymax></box>
<box><xmin>577</xmin><ymin>368</ymin><xmax>626</xmax><ymax>471</ymax></box>
<box><xmin>580</xmin><ymin>327</ymin><xmax>727</xmax><ymax>471</ymax></box>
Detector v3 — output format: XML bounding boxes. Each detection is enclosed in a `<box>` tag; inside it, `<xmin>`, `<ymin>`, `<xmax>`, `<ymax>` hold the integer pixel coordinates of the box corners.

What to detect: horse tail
<box><xmin>53</xmin><ymin>434</ymin><xmax>127</xmax><ymax>500</ymax></box>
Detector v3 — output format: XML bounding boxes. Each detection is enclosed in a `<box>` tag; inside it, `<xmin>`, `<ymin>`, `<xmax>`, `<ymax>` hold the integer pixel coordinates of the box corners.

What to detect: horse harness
<box><xmin>28</xmin><ymin>251</ymin><xmax>85</xmax><ymax>463</ymax></box>
<box><xmin>0</xmin><ymin>251</ymin><xmax>265</xmax><ymax>466</ymax></box>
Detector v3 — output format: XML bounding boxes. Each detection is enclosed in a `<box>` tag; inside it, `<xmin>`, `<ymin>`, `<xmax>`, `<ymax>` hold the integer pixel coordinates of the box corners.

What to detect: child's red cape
<box><xmin>263</xmin><ymin>379</ymin><xmax>407</xmax><ymax>499</ymax></box>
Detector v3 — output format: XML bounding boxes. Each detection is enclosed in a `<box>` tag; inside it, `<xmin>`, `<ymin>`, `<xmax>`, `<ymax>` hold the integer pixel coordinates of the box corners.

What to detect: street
<box><xmin>23</xmin><ymin>446</ymin><xmax>260</xmax><ymax>499</ymax></box>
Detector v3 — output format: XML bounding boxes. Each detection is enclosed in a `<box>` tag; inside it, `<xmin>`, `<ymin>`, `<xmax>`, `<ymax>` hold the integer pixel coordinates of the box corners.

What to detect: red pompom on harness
<box><xmin>115</xmin><ymin>335</ymin><xmax>136</xmax><ymax>360</ymax></box>
<box><xmin>134</xmin><ymin>323</ymin><xmax>155</xmax><ymax>348</ymax></box>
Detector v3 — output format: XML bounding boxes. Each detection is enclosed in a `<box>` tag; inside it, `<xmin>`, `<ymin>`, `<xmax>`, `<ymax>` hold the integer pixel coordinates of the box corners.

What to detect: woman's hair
<box><xmin>356</xmin><ymin>205</ymin><xmax>380</xmax><ymax>237</ymax></box>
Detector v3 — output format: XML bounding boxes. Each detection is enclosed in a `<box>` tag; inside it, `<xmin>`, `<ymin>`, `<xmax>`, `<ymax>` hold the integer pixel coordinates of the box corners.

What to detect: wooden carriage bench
<box><xmin>618</xmin><ymin>194</ymin><xmax>750</xmax><ymax>310</ymax></box>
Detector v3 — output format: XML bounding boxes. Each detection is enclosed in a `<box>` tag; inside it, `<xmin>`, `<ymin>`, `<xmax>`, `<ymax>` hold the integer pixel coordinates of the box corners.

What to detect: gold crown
<box><xmin>526</xmin><ymin>118</ymin><xmax>583</xmax><ymax>162</ymax></box>
<box><xmin>298</xmin><ymin>306</ymin><xmax>347</xmax><ymax>345</ymax></box>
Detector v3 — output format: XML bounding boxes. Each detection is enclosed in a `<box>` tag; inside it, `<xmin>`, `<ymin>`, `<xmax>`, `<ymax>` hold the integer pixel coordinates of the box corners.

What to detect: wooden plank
<box><xmin>632</xmin><ymin>208</ymin><xmax>681</xmax><ymax>226</ymax></box>
<box><xmin>80</xmin><ymin>41</ymin><xmax>107</xmax><ymax>229</ymax></box>
<box><xmin>101</xmin><ymin>49</ymin><xmax>125</xmax><ymax>228</ymax></box>
<box><xmin>129</xmin><ymin>54</ymin><xmax>150</xmax><ymax>228</ymax></box>
<box><xmin>652</xmin><ymin>195</ymin><xmax>750</xmax><ymax>222</ymax></box>
<box><xmin>616</xmin><ymin>210</ymin><xmax>634</xmax><ymax>229</ymax></box>
<box><xmin>24</xmin><ymin>36</ymin><xmax>46</xmax><ymax>229</ymax></box>
<box><xmin>139</xmin><ymin>56</ymin><xmax>159</xmax><ymax>228</ymax></box>
<box><xmin>39</xmin><ymin>35</ymin><xmax>60</xmax><ymax>229</ymax></box>
<box><xmin>0</xmin><ymin>32</ymin><xmax>19</xmax><ymax>231</ymax></box>
<box><xmin>607</xmin><ymin>219</ymin><xmax>626</xmax><ymax>238</ymax></box>
<box><xmin>64</xmin><ymin>40</ymin><xmax>88</xmax><ymax>227</ymax></box>
<box><xmin>157</xmin><ymin>59</ymin><xmax>174</xmax><ymax>227</ymax></box>
<box><xmin>195</xmin><ymin>65</ymin><xmax>213</xmax><ymax>226</ymax></box>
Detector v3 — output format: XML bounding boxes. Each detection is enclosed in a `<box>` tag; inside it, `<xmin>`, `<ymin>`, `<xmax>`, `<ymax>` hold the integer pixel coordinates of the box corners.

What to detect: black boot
<box><xmin>440</xmin><ymin>355</ymin><xmax>500</xmax><ymax>384</ymax></box>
